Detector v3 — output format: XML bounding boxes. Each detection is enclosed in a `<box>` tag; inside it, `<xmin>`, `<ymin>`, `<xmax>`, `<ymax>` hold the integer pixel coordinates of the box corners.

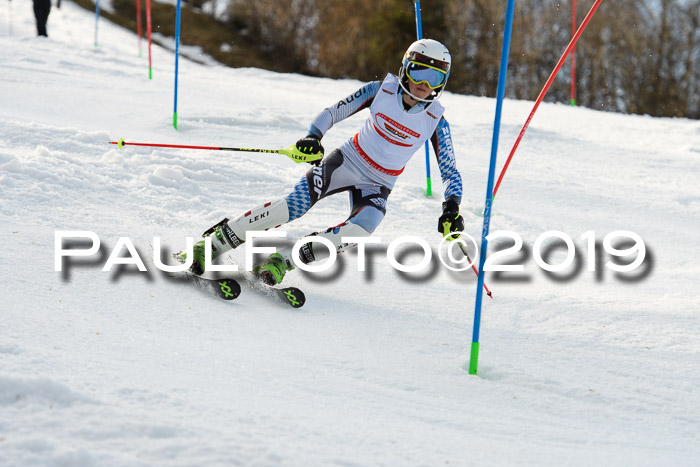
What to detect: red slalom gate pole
<box><xmin>136</xmin><ymin>0</ymin><xmax>142</xmax><ymax>56</ymax></box>
<box><xmin>571</xmin><ymin>0</ymin><xmax>577</xmax><ymax>106</ymax></box>
<box><xmin>492</xmin><ymin>0</ymin><xmax>603</xmax><ymax>199</ymax></box>
<box><xmin>146</xmin><ymin>0</ymin><xmax>152</xmax><ymax>79</ymax></box>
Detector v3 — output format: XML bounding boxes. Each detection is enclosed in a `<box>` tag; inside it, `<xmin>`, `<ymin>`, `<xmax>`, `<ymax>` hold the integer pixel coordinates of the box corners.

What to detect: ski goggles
<box><xmin>406</xmin><ymin>61</ymin><xmax>448</xmax><ymax>89</ymax></box>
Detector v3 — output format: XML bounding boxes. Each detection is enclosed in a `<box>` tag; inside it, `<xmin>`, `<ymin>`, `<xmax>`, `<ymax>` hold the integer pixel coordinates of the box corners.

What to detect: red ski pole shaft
<box><xmin>109</xmin><ymin>139</ymin><xmax>279</xmax><ymax>153</ymax></box>
<box><xmin>458</xmin><ymin>242</ymin><xmax>493</xmax><ymax>299</ymax></box>
<box><xmin>109</xmin><ymin>138</ymin><xmax>324</xmax><ymax>164</ymax></box>
<box><xmin>492</xmin><ymin>0</ymin><xmax>603</xmax><ymax>199</ymax></box>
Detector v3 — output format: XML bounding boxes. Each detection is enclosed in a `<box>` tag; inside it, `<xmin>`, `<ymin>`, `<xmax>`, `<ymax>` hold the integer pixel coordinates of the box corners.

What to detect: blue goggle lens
<box><xmin>406</xmin><ymin>63</ymin><xmax>446</xmax><ymax>89</ymax></box>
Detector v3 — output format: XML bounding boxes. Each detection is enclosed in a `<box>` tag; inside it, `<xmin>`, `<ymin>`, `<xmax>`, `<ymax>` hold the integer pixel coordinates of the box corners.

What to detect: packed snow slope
<box><xmin>2</xmin><ymin>3</ymin><xmax>699</xmax><ymax>466</ymax></box>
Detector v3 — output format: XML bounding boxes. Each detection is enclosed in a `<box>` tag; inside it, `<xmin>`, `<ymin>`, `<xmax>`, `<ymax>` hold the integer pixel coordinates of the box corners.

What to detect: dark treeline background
<box><xmin>222</xmin><ymin>0</ymin><xmax>700</xmax><ymax>119</ymax></box>
<box><xmin>99</xmin><ymin>0</ymin><xmax>700</xmax><ymax>119</ymax></box>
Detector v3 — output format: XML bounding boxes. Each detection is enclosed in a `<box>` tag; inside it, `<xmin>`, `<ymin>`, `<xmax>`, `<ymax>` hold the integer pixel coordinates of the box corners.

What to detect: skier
<box><xmin>180</xmin><ymin>39</ymin><xmax>464</xmax><ymax>285</ymax></box>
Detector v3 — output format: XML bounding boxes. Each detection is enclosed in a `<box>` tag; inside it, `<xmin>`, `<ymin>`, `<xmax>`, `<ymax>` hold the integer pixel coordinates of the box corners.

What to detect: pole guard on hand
<box><xmin>278</xmin><ymin>145</ymin><xmax>323</xmax><ymax>165</ymax></box>
<box><xmin>441</xmin><ymin>219</ymin><xmax>461</xmax><ymax>242</ymax></box>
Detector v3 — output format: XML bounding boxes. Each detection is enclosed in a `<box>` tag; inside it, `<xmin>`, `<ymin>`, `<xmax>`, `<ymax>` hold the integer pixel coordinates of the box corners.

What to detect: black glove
<box><xmin>295</xmin><ymin>135</ymin><xmax>324</xmax><ymax>155</ymax></box>
<box><xmin>438</xmin><ymin>198</ymin><xmax>464</xmax><ymax>240</ymax></box>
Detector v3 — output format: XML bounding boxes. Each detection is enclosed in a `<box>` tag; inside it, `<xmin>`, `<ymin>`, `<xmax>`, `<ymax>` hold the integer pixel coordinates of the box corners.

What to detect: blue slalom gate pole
<box><xmin>94</xmin><ymin>0</ymin><xmax>100</xmax><ymax>47</ymax></box>
<box><xmin>173</xmin><ymin>0</ymin><xmax>182</xmax><ymax>129</ymax></box>
<box><xmin>413</xmin><ymin>0</ymin><xmax>432</xmax><ymax>197</ymax></box>
<box><xmin>469</xmin><ymin>0</ymin><xmax>516</xmax><ymax>375</ymax></box>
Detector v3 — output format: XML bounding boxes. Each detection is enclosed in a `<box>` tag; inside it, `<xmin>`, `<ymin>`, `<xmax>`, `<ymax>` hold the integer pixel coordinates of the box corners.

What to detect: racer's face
<box><xmin>407</xmin><ymin>79</ymin><xmax>432</xmax><ymax>100</ymax></box>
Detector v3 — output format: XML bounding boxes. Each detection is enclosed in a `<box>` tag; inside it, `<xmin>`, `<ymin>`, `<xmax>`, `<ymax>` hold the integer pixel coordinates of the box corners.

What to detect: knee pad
<box><xmin>349</xmin><ymin>207</ymin><xmax>385</xmax><ymax>234</ymax></box>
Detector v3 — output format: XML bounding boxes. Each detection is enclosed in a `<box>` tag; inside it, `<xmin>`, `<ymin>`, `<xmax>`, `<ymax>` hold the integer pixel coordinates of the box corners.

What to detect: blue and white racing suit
<box><xmin>220</xmin><ymin>73</ymin><xmax>464</xmax><ymax>266</ymax></box>
<box><xmin>285</xmin><ymin>73</ymin><xmax>462</xmax><ymax>231</ymax></box>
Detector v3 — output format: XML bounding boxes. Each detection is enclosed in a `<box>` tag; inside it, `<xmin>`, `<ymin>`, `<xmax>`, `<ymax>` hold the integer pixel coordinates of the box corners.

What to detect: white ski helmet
<box><xmin>398</xmin><ymin>39</ymin><xmax>451</xmax><ymax>102</ymax></box>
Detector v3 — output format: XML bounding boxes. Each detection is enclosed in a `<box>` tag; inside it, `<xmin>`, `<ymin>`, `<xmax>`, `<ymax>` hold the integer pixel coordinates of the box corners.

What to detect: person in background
<box><xmin>32</xmin><ymin>0</ymin><xmax>51</xmax><ymax>37</ymax></box>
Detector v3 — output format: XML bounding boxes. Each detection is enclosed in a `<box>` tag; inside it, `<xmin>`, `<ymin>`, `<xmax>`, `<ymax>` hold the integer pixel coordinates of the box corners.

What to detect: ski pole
<box><xmin>457</xmin><ymin>241</ymin><xmax>493</xmax><ymax>299</ymax></box>
<box><xmin>442</xmin><ymin>220</ymin><xmax>493</xmax><ymax>299</ymax></box>
<box><xmin>109</xmin><ymin>138</ymin><xmax>323</xmax><ymax>164</ymax></box>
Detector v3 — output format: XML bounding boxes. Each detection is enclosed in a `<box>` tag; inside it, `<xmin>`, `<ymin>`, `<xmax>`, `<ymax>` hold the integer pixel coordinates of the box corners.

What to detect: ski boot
<box><xmin>255</xmin><ymin>253</ymin><xmax>295</xmax><ymax>286</ymax></box>
<box><xmin>175</xmin><ymin>221</ymin><xmax>242</xmax><ymax>275</ymax></box>
<box><xmin>176</xmin><ymin>199</ymin><xmax>291</xmax><ymax>275</ymax></box>
<box><xmin>175</xmin><ymin>240</ymin><xmax>209</xmax><ymax>275</ymax></box>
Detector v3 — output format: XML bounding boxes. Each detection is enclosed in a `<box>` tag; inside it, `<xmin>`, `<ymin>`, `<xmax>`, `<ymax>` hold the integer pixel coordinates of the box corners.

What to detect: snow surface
<box><xmin>2</xmin><ymin>3</ymin><xmax>700</xmax><ymax>466</ymax></box>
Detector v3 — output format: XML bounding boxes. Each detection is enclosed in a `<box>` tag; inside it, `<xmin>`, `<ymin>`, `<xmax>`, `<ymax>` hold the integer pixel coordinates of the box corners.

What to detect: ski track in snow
<box><xmin>1</xmin><ymin>3</ymin><xmax>699</xmax><ymax>466</ymax></box>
